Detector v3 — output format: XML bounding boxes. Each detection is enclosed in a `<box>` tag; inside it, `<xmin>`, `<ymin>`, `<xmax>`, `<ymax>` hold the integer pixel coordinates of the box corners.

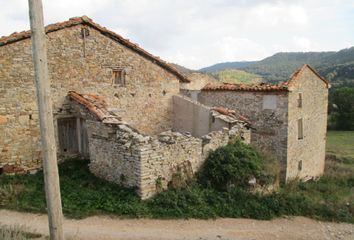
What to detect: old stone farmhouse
<box><xmin>198</xmin><ymin>64</ymin><xmax>330</xmax><ymax>182</ymax></box>
<box><xmin>0</xmin><ymin>16</ymin><xmax>250</xmax><ymax>198</ymax></box>
<box><xmin>0</xmin><ymin>16</ymin><xmax>329</xmax><ymax>198</ymax></box>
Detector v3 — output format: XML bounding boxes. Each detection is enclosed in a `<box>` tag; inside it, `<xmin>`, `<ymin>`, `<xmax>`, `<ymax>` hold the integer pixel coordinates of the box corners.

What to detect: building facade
<box><xmin>199</xmin><ymin>65</ymin><xmax>329</xmax><ymax>182</ymax></box>
<box><xmin>0</xmin><ymin>16</ymin><xmax>188</xmax><ymax>172</ymax></box>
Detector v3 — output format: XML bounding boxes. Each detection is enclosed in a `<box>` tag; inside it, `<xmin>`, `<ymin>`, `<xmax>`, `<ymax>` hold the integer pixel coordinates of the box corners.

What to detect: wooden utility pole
<box><xmin>28</xmin><ymin>0</ymin><xmax>64</xmax><ymax>239</ymax></box>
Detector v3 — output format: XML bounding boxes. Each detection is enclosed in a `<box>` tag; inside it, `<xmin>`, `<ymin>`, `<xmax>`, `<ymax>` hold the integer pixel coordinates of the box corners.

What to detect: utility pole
<box><xmin>28</xmin><ymin>0</ymin><xmax>64</xmax><ymax>239</ymax></box>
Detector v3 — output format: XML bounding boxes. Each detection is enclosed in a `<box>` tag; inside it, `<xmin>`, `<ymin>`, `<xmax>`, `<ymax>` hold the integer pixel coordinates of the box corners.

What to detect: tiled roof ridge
<box><xmin>286</xmin><ymin>64</ymin><xmax>329</xmax><ymax>88</ymax></box>
<box><xmin>0</xmin><ymin>16</ymin><xmax>190</xmax><ymax>83</ymax></box>
<box><xmin>202</xmin><ymin>64</ymin><xmax>329</xmax><ymax>92</ymax></box>
<box><xmin>202</xmin><ymin>81</ymin><xmax>289</xmax><ymax>92</ymax></box>
<box><xmin>68</xmin><ymin>90</ymin><xmax>118</xmax><ymax>122</ymax></box>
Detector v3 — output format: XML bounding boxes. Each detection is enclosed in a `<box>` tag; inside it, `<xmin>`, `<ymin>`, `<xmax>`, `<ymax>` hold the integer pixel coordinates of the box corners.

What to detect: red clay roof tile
<box><xmin>68</xmin><ymin>91</ymin><xmax>119</xmax><ymax>123</ymax></box>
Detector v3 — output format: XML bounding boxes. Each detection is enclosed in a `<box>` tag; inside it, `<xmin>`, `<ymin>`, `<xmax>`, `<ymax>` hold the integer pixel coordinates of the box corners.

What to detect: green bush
<box><xmin>198</xmin><ymin>140</ymin><xmax>271</xmax><ymax>190</ymax></box>
<box><xmin>0</xmin><ymin>140</ymin><xmax>352</xmax><ymax>223</ymax></box>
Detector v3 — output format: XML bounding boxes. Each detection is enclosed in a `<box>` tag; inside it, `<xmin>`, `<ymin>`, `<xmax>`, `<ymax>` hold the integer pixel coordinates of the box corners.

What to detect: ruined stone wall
<box><xmin>286</xmin><ymin>68</ymin><xmax>328</xmax><ymax>180</ymax></box>
<box><xmin>199</xmin><ymin>91</ymin><xmax>289</xmax><ymax>180</ymax></box>
<box><xmin>173</xmin><ymin>95</ymin><xmax>211</xmax><ymax>137</ymax></box>
<box><xmin>87</xmin><ymin>121</ymin><xmax>143</xmax><ymax>188</ymax></box>
<box><xmin>0</xmin><ymin>24</ymin><xmax>180</xmax><ymax>170</ymax></box>
<box><xmin>86</xmin><ymin>120</ymin><xmax>250</xmax><ymax>199</ymax></box>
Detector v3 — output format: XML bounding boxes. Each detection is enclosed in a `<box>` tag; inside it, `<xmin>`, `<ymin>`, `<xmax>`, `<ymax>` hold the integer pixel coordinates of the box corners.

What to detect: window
<box><xmin>262</xmin><ymin>95</ymin><xmax>277</xmax><ymax>109</ymax></box>
<box><xmin>298</xmin><ymin>160</ymin><xmax>302</xmax><ymax>171</ymax></box>
<box><xmin>297</xmin><ymin>118</ymin><xmax>303</xmax><ymax>140</ymax></box>
<box><xmin>81</xmin><ymin>28</ymin><xmax>90</xmax><ymax>38</ymax></box>
<box><xmin>297</xmin><ymin>93</ymin><xmax>302</xmax><ymax>108</ymax></box>
<box><xmin>112</xmin><ymin>69</ymin><xmax>126</xmax><ymax>86</ymax></box>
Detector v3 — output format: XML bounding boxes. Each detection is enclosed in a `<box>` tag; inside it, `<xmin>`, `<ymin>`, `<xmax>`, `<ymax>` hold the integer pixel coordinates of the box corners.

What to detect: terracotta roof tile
<box><xmin>0</xmin><ymin>16</ymin><xmax>190</xmax><ymax>83</ymax></box>
<box><xmin>203</xmin><ymin>82</ymin><xmax>289</xmax><ymax>92</ymax></box>
<box><xmin>202</xmin><ymin>64</ymin><xmax>329</xmax><ymax>92</ymax></box>
<box><xmin>68</xmin><ymin>91</ymin><xmax>120</xmax><ymax>123</ymax></box>
<box><xmin>211</xmin><ymin>106</ymin><xmax>251</xmax><ymax>125</ymax></box>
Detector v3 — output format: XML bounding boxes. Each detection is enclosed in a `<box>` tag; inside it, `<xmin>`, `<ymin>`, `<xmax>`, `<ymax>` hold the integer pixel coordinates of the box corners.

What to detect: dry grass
<box><xmin>0</xmin><ymin>224</ymin><xmax>44</xmax><ymax>240</ymax></box>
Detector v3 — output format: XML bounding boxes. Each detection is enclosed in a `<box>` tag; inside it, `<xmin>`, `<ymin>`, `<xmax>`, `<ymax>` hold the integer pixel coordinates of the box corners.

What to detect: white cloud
<box><xmin>0</xmin><ymin>0</ymin><xmax>353</xmax><ymax>69</ymax></box>
<box><xmin>292</xmin><ymin>36</ymin><xmax>312</xmax><ymax>51</ymax></box>
<box><xmin>248</xmin><ymin>2</ymin><xmax>308</xmax><ymax>27</ymax></box>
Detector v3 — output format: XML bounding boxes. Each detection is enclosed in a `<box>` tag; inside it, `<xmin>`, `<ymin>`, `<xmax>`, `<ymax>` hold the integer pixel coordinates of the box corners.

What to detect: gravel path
<box><xmin>0</xmin><ymin>210</ymin><xmax>353</xmax><ymax>240</ymax></box>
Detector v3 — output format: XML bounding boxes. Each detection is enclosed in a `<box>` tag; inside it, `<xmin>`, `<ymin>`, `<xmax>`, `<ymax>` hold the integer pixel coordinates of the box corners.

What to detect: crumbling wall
<box><xmin>173</xmin><ymin>95</ymin><xmax>211</xmax><ymax>137</ymax></box>
<box><xmin>173</xmin><ymin>95</ymin><xmax>246</xmax><ymax>138</ymax></box>
<box><xmin>86</xmin><ymin>120</ymin><xmax>250</xmax><ymax>199</ymax></box>
<box><xmin>199</xmin><ymin>91</ymin><xmax>289</xmax><ymax>181</ymax></box>
<box><xmin>0</xmin><ymin>24</ymin><xmax>181</xmax><ymax>170</ymax></box>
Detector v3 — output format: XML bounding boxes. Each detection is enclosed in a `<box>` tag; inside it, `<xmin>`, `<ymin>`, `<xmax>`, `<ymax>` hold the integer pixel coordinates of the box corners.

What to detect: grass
<box><xmin>212</xmin><ymin>69</ymin><xmax>263</xmax><ymax>84</ymax></box>
<box><xmin>0</xmin><ymin>132</ymin><xmax>353</xmax><ymax>223</ymax></box>
<box><xmin>0</xmin><ymin>224</ymin><xmax>44</xmax><ymax>240</ymax></box>
<box><xmin>326</xmin><ymin>131</ymin><xmax>354</xmax><ymax>160</ymax></box>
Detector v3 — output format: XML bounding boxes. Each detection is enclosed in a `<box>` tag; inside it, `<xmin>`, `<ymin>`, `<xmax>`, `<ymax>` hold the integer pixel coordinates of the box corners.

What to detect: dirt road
<box><xmin>0</xmin><ymin>210</ymin><xmax>353</xmax><ymax>240</ymax></box>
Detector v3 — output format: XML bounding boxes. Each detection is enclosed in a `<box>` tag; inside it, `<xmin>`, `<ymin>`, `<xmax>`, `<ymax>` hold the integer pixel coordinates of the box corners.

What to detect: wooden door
<box><xmin>58</xmin><ymin>118</ymin><xmax>78</xmax><ymax>154</ymax></box>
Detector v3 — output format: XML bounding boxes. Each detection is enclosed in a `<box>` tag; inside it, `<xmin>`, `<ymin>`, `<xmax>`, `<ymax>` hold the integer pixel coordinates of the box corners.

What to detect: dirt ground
<box><xmin>0</xmin><ymin>210</ymin><xmax>353</xmax><ymax>240</ymax></box>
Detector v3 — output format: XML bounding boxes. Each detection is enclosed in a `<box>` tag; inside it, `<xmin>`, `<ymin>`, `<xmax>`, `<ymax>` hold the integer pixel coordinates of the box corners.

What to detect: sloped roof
<box><xmin>202</xmin><ymin>64</ymin><xmax>329</xmax><ymax>92</ymax></box>
<box><xmin>212</xmin><ymin>106</ymin><xmax>251</xmax><ymax>125</ymax></box>
<box><xmin>68</xmin><ymin>91</ymin><xmax>120</xmax><ymax>123</ymax></box>
<box><xmin>285</xmin><ymin>64</ymin><xmax>329</xmax><ymax>88</ymax></box>
<box><xmin>0</xmin><ymin>16</ymin><xmax>189</xmax><ymax>83</ymax></box>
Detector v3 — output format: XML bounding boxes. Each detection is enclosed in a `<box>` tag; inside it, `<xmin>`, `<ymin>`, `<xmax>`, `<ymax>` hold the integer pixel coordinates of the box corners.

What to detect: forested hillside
<box><xmin>199</xmin><ymin>47</ymin><xmax>354</xmax><ymax>86</ymax></box>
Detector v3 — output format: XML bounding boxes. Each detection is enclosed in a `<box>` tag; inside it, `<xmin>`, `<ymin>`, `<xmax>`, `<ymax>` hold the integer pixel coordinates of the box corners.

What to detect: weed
<box><xmin>0</xmin><ymin>132</ymin><xmax>352</xmax><ymax>223</ymax></box>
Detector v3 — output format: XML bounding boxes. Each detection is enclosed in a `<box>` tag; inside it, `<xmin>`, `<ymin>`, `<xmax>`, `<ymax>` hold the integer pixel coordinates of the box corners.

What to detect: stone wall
<box><xmin>173</xmin><ymin>94</ymin><xmax>249</xmax><ymax>138</ymax></box>
<box><xmin>173</xmin><ymin>95</ymin><xmax>211</xmax><ymax>137</ymax></box>
<box><xmin>0</xmin><ymin>24</ymin><xmax>180</xmax><ymax>170</ymax></box>
<box><xmin>286</xmin><ymin>68</ymin><xmax>328</xmax><ymax>180</ymax></box>
<box><xmin>86</xmin><ymin>120</ymin><xmax>250</xmax><ymax>199</ymax></box>
<box><xmin>199</xmin><ymin>91</ymin><xmax>289</xmax><ymax>181</ymax></box>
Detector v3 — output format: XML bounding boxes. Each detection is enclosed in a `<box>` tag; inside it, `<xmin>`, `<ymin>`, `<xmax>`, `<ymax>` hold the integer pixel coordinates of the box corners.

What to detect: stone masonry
<box><xmin>87</xmin><ymin>118</ymin><xmax>250</xmax><ymax>199</ymax></box>
<box><xmin>199</xmin><ymin>65</ymin><xmax>329</xmax><ymax>182</ymax></box>
<box><xmin>0</xmin><ymin>16</ymin><xmax>187</xmax><ymax>171</ymax></box>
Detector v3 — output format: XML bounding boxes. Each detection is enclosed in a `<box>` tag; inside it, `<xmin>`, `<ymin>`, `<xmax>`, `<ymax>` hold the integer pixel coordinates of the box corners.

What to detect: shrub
<box><xmin>198</xmin><ymin>140</ymin><xmax>271</xmax><ymax>191</ymax></box>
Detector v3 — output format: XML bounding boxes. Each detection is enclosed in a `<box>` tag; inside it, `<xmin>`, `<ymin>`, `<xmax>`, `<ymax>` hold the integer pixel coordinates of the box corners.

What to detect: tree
<box><xmin>331</xmin><ymin>87</ymin><xmax>354</xmax><ymax>130</ymax></box>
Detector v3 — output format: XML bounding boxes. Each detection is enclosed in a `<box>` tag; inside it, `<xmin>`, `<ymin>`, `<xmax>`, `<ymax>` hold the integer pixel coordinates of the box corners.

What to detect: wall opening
<box><xmin>58</xmin><ymin>117</ymin><xmax>79</xmax><ymax>154</ymax></box>
<box><xmin>262</xmin><ymin>95</ymin><xmax>277</xmax><ymax>110</ymax></box>
<box><xmin>298</xmin><ymin>160</ymin><xmax>302</xmax><ymax>171</ymax></box>
<box><xmin>297</xmin><ymin>118</ymin><xmax>303</xmax><ymax>140</ymax></box>
<box><xmin>57</xmin><ymin>117</ymin><xmax>89</xmax><ymax>157</ymax></box>
<box><xmin>112</xmin><ymin>69</ymin><xmax>126</xmax><ymax>86</ymax></box>
<box><xmin>297</xmin><ymin>93</ymin><xmax>302</xmax><ymax>108</ymax></box>
<box><xmin>81</xmin><ymin>28</ymin><xmax>90</xmax><ymax>38</ymax></box>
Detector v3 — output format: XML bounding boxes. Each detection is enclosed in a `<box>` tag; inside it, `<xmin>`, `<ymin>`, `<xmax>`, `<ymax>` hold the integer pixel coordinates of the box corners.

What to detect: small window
<box><xmin>81</xmin><ymin>28</ymin><xmax>90</xmax><ymax>38</ymax></box>
<box><xmin>297</xmin><ymin>118</ymin><xmax>303</xmax><ymax>140</ymax></box>
<box><xmin>112</xmin><ymin>69</ymin><xmax>126</xmax><ymax>86</ymax></box>
<box><xmin>297</xmin><ymin>93</ymin><xmax>302</xmax><ymax>108</ymax></box>
<box><xmin>298</xmin><ymin>160</ymin><xmax>302</xmax><ymax>171</ymax></box>
<box><xmin>262</xmin><ymin>95</ymin><xmax>277</xmax><ymax>110</ymax></box>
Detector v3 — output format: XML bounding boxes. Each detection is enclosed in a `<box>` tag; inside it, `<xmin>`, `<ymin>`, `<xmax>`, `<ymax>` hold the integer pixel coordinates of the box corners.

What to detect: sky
<box><xmin>0</xmin><ymin>0</ymin><xmax>353</xmax><ymax>69</ymax></box>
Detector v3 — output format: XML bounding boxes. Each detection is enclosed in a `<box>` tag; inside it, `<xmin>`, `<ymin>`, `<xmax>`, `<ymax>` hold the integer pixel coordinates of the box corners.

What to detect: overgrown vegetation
<box><xmin>0</xmin><ymin>134</ymin><xmax>353</xmax><ymax>223</ymax></box>
<box><xmin>0</xmin><ymin>224</ymin><xmax>43</xmax><ymax>240</ymax></box>
<box><xmin>198</xmin><ymin>141</ymin><xmax>274</xmax><ymax>190</ymax></box>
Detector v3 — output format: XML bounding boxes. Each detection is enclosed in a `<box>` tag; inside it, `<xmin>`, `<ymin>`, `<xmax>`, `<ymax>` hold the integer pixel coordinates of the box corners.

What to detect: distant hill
<box><xmin>200</xmin><ymin>61</ymin><xmax>256</xmax><ymax>73</ymax></box>
<box><xmin>169</xmin><ymin>63</ymin><xmax>197</xmax><ymax>75</ymax></box>
<box><xmin>199</xmin><ymin>47</ymin><xmax>354</xmax><ymax>87</ymax></box>
<box><xmin>212</xmin><ymin>69</ymin><xmax>262</xmax><ymax>84</ymax></box>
